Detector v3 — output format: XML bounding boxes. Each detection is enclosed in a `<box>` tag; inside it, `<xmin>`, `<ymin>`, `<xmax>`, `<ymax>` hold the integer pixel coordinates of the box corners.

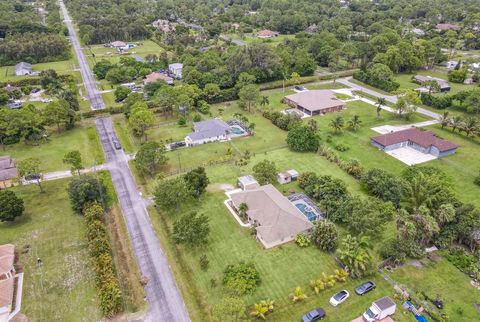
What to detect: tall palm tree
<box><xmin>260</xmin><ymin>96</ymin><xmax>269</xmax><ymax>108</ymax></box>
<box><xmin>461</xmin><ymin>117</ymin><xmax>478</xmax><ymax>137</ymax></box>
<box><xmin>329</xmin><ymin>116</ymin><xmax>345</xmax><ymax>133</ymax></box>
<box><xmin>440</xmin><ymin>111</ymin><xmax>450</xmax><ymax>129</ymax></box>
<box><xmin>347</xmin><ymin>115</ymin><xmax>362</xmax><ymax>131</ymax></box>
<box><xmin>376</xmin><ymin>97</ymin><xmax>386</xmax><ymax>118</ymax></box>
<box><xmin>336</xmin><ymin>235</ymin><xmax>372</xmax><ymax>278</ymax></box>
<box><xmin>451</xmin><ymin>115</ymin><xmax>463</xmax><ymax>133</ymax></box>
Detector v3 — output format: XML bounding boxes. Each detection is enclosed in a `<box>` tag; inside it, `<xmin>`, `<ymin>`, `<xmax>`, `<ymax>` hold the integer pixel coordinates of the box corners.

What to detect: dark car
<box><xmin>31</xmin><ymin>88</ymin><xmax>41</xmax><ymax>93</ymax></box>
<box><xmin>112</xmin><ymin>139</ymin><xmax>122</xmax><ymax>150</ymax></box>
<box><xmin>301</xmin><ymin>308</ymin><xmax>325</xmax><ymax>322</ymax></box>
<box><xmin>355</xmin><ymin>281</ymin><xmax>376</xmax><ymax>296</ymax></box>
<box><xmin>295</xmin><ymin>85</ymin><xmax>307</xmax><ymax>91</ymax></box>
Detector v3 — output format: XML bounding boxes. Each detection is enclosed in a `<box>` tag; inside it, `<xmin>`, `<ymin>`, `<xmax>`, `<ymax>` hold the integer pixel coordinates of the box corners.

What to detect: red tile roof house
<box><xmin>371</xmin><ymin>128</ymin><xmax>458</xmax><ymax>158</ymax></box>
<box><xmin>0</xmin><ymin>244</ymin><xmax>26</xmax><ymax>322</ymax></box>
<box><xmin>283</xmin><ymin>90</ymin><xmax>346</xmax><ymax>116</ymax></box>
<box><xmin>256</xmin><ymin>29</ymin><xmax>279</xmax><ymax>38</ymax></box>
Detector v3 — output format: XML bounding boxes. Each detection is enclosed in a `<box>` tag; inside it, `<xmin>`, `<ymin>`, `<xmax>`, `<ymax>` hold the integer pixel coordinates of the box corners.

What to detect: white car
<box><xmin>329</xmin><ymin>290</ymin><xmax>350</xmax><ymax>306</ymax></box>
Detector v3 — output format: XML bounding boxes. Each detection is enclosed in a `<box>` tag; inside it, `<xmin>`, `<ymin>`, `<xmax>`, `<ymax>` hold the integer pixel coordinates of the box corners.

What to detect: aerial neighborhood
<box><xmin>1</xmin><ymin>0</ymin><xmax>480</xmax><ymax>322</ymax></box>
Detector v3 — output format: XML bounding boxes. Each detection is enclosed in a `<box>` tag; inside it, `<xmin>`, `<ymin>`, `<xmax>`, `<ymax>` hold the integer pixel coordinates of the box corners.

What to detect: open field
<box><xmin>222</xmin><ymin>32</ymin><xmax>296</xmax><ymax>46</ymax></box>
<box><xmin>389</xmin><ymin>257</ymin><xmax>480</xmax><ymax>321</ymax></box>
<box><xmin>3</xmin><ymin>121</ymin><xmax>105</xmax><ymax>172</ymax></box>
<box><xmin>0</xmin><ymin>179</ymin><xmax>102</xmax><ymax>322</ymax></box>
<box><xmin>0</xmin><ymin>59</ymin><xmax>78</xmax><ymax>83</ymax></box>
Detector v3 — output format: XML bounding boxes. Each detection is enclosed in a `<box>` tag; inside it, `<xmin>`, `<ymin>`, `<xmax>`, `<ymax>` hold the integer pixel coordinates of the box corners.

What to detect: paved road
<box><xmin>59</xmin><ymin>1</ymin><xmax>104</xmax><ymax>110</ymax></box>
<box><xmin>337</xmin><ymin>77</ymin><xmax>442</xmax><ymax>120</ymax></box>
<box><xmin>96</xmin><ymin>118</ymin><xmax>190</xmax><ymax>322</ymax></box>
<box><xmin>59</xmin><ymin>2</ymin><xmax>190</xmax><ymax>321</ymax></box>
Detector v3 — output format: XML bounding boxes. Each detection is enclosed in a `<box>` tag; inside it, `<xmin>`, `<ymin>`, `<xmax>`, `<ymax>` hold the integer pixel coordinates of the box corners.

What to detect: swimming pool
<box><xmin>295</xmin><ymin>203</ymin><xmax>318</xmax><ymax>222</ymax></box>
<box><xmin>230</xmin><ymin>126</ymin><xmax>246</xmax><ymax>135</ymax></box>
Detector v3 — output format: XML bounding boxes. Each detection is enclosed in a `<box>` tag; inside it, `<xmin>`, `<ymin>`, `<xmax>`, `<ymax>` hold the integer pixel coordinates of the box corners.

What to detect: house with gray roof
<box><xmin>413</xmin><ymin>75</ymin><xmax>450</xmax><ymax>92</ymax></box>
<box><xmin>227</xmin><ymin>184</ymin><xmax>313</xmax><ymax>248</ymax></box>
<box><xmin>14</xmin><ymin>62</ymin><xmax>32</xmax><ymax>76</ymax></box>
<box><xmin>185</xmin><ymin>119</ymin><xmax>231</xmax><ymax>146</ymax></box>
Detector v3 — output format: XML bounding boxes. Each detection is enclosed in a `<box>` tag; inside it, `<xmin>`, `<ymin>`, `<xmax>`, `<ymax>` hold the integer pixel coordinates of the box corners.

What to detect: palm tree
<box><xmin>376</xmin><ymin>97</ymin><xmax>386</xmax><ymax>118</ymax></box>
<box><xmin>336</xmin><ymin>235</ymin><xmax>372</xmax><ymax>278</ymax></box>
<box><xmin>461</xmin><ymin>117</ymin><xmax>478</xmax><ymax>137</ymax></box>
<box><xmin>307</xmin><ymin>119</ymin><xmax>318</xmax><ymax>132</ymax></box>
<box><xmin>329</xmin><ymin>116</ymin><xmax>345</xmax><ymax>133</ymax></box>
<box><xmin>290</xmin><ymin>287</ymin><xmax>308</xmax><ymax>302</ymax></box>
<box><xmin>260</xmin><ymin>96</ymin><xmax>269</xmax><ymax>108</ymax></box>
<box><xmin>321</xmin><ymin>272</ymin><xmax>336</xmax><ymax>288</ymax></box>
<box><xmin>440</xmin><ymin>111</ymin><xmax>450</xmax><ymax>129</ymax></box>
<box><xmin>347</xmin><ymin>115</ymin><xmax>362</xmax><ymax>131</ymax></box>
<box><xmin>334</xmin><ymin>268</ymin><xmax>349</xmax><ymax>282</ymax></box>
<box><xmin>238</xmin><ymin>203</ymin><xmax>248</xmax><ymax>221</ymax></box>
<box><xmin>451</xmin><ymin>115</ymin><xmax>463</xmax><ymax>132</ymax></box>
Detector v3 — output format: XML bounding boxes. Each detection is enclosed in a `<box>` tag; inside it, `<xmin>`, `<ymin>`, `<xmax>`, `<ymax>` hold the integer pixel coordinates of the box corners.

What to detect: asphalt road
<box><xmin>338</xmin><ymin>77</ymin><xmax>442</xmax><ymax>120</ymax></box>
<box><xmin>96</xmin><ymin>118</ymin><xmax>190</xmax><ymax>322</ymax></box>
<box><xmin>59</xmin><ymin>2</ymin><xmax>191</xmax><ymax>321</ymax></box>
<box><xmin>60</xmin><ymin>1</ymin><xmax>104</xmax><ymax>110</ymax></box>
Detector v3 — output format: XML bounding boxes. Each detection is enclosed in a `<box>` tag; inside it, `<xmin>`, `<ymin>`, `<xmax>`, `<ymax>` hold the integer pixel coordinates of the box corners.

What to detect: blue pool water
<box><xmin>230</xmin><ymin>126</ymin><xmax>245</xmax><ymax>135</ymax></box>
<box><xmin>295</xmin><ymin>203</ymin><xmax>318</xmax><ymax>222</ymax></box>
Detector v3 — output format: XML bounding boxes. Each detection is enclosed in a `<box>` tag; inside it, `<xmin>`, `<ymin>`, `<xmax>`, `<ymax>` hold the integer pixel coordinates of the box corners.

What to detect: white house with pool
<box><xmin>225</xmin><ymin>182</ymin><xmax>324</xmax><ymax>249</ymax></box>
<box><xmin>185</xmin><ymin>119</ymin><xmax>250</xmax><ymax>146</ymax></box>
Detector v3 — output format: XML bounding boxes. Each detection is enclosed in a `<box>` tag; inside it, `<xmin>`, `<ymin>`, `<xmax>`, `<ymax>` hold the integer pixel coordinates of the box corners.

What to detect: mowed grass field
<box><xmin>0</xmin><ymin>179</ymin><xmax>102</xmax><ymax>322</ymax></box>
<box><xmin>0</xmin><ymin>59</ymin><xmax>78</xmax><ymax>82</ymax></box>
<box><xmin>3</xmin><ymin>121</ymin><xmax>105</xmax><ymax>172</ymax></box>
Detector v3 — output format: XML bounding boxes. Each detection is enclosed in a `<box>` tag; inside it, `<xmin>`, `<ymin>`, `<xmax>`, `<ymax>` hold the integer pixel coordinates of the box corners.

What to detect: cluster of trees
<box><xmin>286</xmin><ymin>125</ymin><xmax>320</xmax><ymax>152</ymax></box>
<box><xmin>353</xmin><ymin>63</ymin><xmax>400</xmax><ymax>92</ymax></box>
<box><xmin>93</xmin><ymin>56</ymin><xmax>167</xmax><ymax>84</ymax></box>
<box><xmin>262</xmin><ymin>109</ymin><xmax>301</xmax><ymax>131</ymax></box>
<box><xmin>440</xmin><ymin>111</ymin><xmax>480</xmax><ymax>138</ymax></box>
<box><xmin>0</xmin><ymin>0</ymin><xmax>69</xmax><ymax>65</ymax></box>
<box><xmin>134</xmin><ymin>141</ymin><xmax>168</xmax><ymax>176</ymax></box>
<box><xmin>421</xmin><ymin>89</ymin><xmax>480</xmax><ymax>114</ymax></box>
<box><xmin>223</xmin><ymin>262</ymin><xmax>261</xmax><ymax>296</ymax></box>
<box><xmin>0</xmin><ymin>190</ymin><xmax>24</xmax><ymax>222</ymax></box>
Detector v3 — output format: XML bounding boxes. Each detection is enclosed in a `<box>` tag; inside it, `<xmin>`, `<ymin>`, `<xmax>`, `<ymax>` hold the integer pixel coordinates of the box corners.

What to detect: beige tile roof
<box><xmin>284</xmin><ymin>90</ymin><xmax>345</xmax><ymax>112</ymax></box>
<box><xmin>230</xmin><ymin>184</ymin><xmax>313</xmax><ymax>245</ymax></box>
<box><xmin>0</xmin><ymin>156</ymin><xmax>18</xmax><ymax>181</ymax></box>
<box><xmin>0</xmin><ymin>278</ymin><xmax>14</xmax><ymax>309</ymax></box>
<box><xmin>0</xmin><ymin>244</ymin><xmax>15</xmax><ymax>275</ymax></box>
<box><xmin>143</xmin><ymin>72</ymin><xmax>173</xmax><ymax>84</ymax></box>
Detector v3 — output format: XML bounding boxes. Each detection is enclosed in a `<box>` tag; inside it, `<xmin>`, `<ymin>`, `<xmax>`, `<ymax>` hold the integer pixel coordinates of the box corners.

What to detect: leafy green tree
<box><xmin>286</xmin><ymin>125</ymin><xmax>319</xmax><ymax>152</ymax></box>
<box><xmin>172</xmin><ymin>212</ymin><xmax>210</xmax><ymax>246</ymax></box>
<box><xmin>361</xmin><ymin>168</ymin><xmax>404</xmax><ymax>206</ymax></box>
<box><xmin>128</xmin><ymin>103</ymin><xmax>156</xmax><ymax>141</ymax></box>
<box><xmin>213</xmin><ymin>297</ymin><xmax>246</xmax><ymax>322</ymax></box>
<box><xmin>63</xmin><ymin>150</ymin><xmax>84</xmax><ymax>175</ymax></box>
<box><xmin>67</xmin><ymin>175</ymin><xmax>108</xmax><ymax>213</ymax></box>
<box><xmin>134</xmin><ymin>141</ymin><xmax>168</xmax><ymax>176</ymax></box>
<box><xmin>154</xmin><ymin>177</ymin><xmax>190</xmax><ymax>211</ymax></box>
<box><xmin>223</xmin><ymin>262</ymin><xmax>261</xmax><ymax>295</ymax></box>
<box><xmin>18</xmin><ymin>157</ymin><xmax>43</xmax><ymax>192</ymax></box>
<box><xmin>252</xmin><ymin>160</ymin><xmax>277</xmax><ymax>185</ymax></box>
<box><xmin>114</xmin><ymin>86</ymin><xmax>132</xmax><ymax>102</ymax></box>
<box><xmin>336</xmin><ymin>235</ymin><xmax>373</xmax><ymax>278</ymax></box>
<box><xmin>43</xmin><ymin>100</ymin><xmax>71</xmax><ymax>133</ymax></box>
<box><xmin>0</xmin><ymin>190</ymin><xmax>24</xmax><ymax>222</ymax></box>
<box><xmin>394</xmin><ymin>90</ymin><xmax>421</xmax><ymax>119</ymax></box>
<box><xmin>311</xmin><ymin>220</ymin><xmax>338</xmax><ymax>251</ymax></box>
<box><xmin>183</xmin><ymin>167</ymin><xmax>210</xmax><ymax>199</ymax></box>
<box><xmin>93</xmin><ymin>60</ymin><xmax>115</xmax><ymax>79</ymax></box>
<box><xmin>238</xmin><ymin>84</ymin><xmax>260</xmax><ymax>112</ymax></box>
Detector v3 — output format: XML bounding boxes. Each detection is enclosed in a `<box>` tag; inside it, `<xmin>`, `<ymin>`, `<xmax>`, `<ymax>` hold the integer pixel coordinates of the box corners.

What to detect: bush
<box><xmin>286</xmin><ymin>125</ymin><xmax>320</xmax><ymax>152</ymax></box>
<box><xmin>334</xmin><ymin>143</ymin><xmax>350</xmax><ymax>152</ymax></box>
<box><xmin>68</xmin><ymin>175</ymin><xmax>108</xmax><ymax>213</ymax></box>
<box><xmin>311</xmin><ymin>220</ymin><xmax>338</xmax><ymax>251</ymax></box>
<box><xmin>295</xmin><ymin>234</ymin><xmax>311</xmax><ymax>247</ymax></box>
<box><xmin>474</xmin><ymin>173</ymin><xmax>480</xmax><ymax>186</ymax></box>
<box><xmin>353</xmin><ymin>64</ymin><xmax>400</xmax><ymax>92</ymax></box>
<box><xmin>223</xmin><ymin>262</ymin><xmax>261</xmax><ymax>295</ymax></box>
<box><xmin>199</xmin><ymin>254</ymin><xmax>209</xmax><ymax>271</ymax></box>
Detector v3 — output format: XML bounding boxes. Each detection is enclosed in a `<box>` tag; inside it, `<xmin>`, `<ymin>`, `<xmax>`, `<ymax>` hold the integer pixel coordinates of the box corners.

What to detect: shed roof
<box><xmin>371</xmin><ymin>128</ymin><xmax>458</xmax><ymax>152</ymax></box>
<box><xmin>15</xmin><ymin>62</ymin><xmax>32</xmax><ymax>71</ymax></box>
<box><xmin>0</xmin><ymin>156</ymin><xmax>18</xmax><ymax>181</ymax></box>
<box><xmin>284</xmin><ymin>90</ymin><xmax>345</xmax><ymax>112</ymax></box>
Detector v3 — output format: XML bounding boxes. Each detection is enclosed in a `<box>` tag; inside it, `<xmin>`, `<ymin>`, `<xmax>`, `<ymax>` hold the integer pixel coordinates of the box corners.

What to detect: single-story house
<box><xmin>168</xmin><ymin>63</ymin><xmax>183</xmax><ymax>79</ymax></box>
<box><xmin>152</xmin><ymin>19</ymin><xmax>175</xmax><ymax>33</ymax></box>
<box><xmin>256</xmin><ymin>29</ymin><xmax>279</xmax><ymax>38</ymax></box>
<box><xmin>0</xmin><ymin>156</ymin><xmax>18</xmax><ymax>188</ymax></box>
<box><xmin>277</xmin><ymin>169</ymin><xmax>299</xmax><ymax>184</ymax></box>
<box><xmin>14</xmin><ymin>62</ymin><xmax>32</xmax><ymax>76</ymax></box>
<box><xmin>238</xmin><ymin>175</ymin><xmax>260</xmax><ymax>191</ymax></box>
<box><xmin>185</xmin><ymin>119</ymin><xmax>231</xmax><ymax>146</ymax></box>
<box><xmin>371</xmin><ymin>128</ymin><xmax>458</xmax><ymax>158</ymax></box>
<box><xmin>228</xmin><ymin>184</ymin><xmax>313</xmax><ymax>248</ymax></box>
<box><xmin>0</xmin><ymin>244</ymin><xmax>25</xmax><ymax>322</ymax></box>
<box><xmin>305</xmin><ymin>24</ymin><xmax>318</xmax><ymax>33</ymax></box>
<box><xmin>143</xmin><ymin>72</ymin><xmax>173</xmax><ymax>85</ymax></box>
<box><xmin>445</xmin><ymin>60</ymin><xmax>459</xmax><ymax>69</ymax></box>
<box><xmin>413</xmin><ymin>75</ymin><xmax>450</xmax><ymax>92</ymax></box>
<box><xmin>110</xmin><ymin>41</ymin><xmax>127</xmax><ymax>48</ymax></box>
<box><xmin>284</xmin><ymin>90</ymin><xmax>345</xmax><ymax>116</ymax></box>
<box><xmin>133</xmin><ymin>55</ymin><xmax>145</xmax><ymax>63</ymax></box>
<box><xmin>411</xmin><ymin>28</ymin><xmax>425</xmax><ymax>36</ymax></box>
<box><xmin>436</xmin><ymin>23</ymin><xmax>461</xmax><ymax>31</ymax></box>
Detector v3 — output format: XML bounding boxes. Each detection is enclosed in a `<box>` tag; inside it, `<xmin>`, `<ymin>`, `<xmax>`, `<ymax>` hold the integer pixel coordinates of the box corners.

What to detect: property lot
<box><xmin>0</xmin><ymin>59</ymin><xmax>77</xmax><ymax>82</ymax></box>
<box><xmin>0</xmin><ymin>179</ymin><xmax>102</xmax><ymax>322</ymax></box>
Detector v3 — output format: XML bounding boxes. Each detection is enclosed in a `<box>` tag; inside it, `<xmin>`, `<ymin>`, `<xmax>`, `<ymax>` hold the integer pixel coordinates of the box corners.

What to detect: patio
<box><xmin>385</xmin><ymin>146</ymin><xmax>438</xmax><ymax>165</ymax></box>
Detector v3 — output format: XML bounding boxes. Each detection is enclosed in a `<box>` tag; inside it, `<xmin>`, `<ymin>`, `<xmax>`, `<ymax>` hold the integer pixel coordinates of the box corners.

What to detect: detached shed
<box><xmin>277</xmin><ymin>169</ymin><xmax>299</xmax><ymax>184</ymax></box>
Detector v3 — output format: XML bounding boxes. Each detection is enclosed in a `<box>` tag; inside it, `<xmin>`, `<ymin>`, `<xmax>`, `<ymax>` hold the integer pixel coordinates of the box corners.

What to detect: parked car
<box><xmin>329</xmin><ymin>290</ymin><xmax>350</xmax><ymax>306</ymax></box>
<box><xmin>301</xmin><ymin>308</ymin><xmax>325</xmax><ymax>322</ymax></box>
<box><xmin>112</xmin><ymin>139</ymin><xmax>122</xmax><ymax>150</ymax></box>
<box><xmin>294</xmin><ymin>85</ymin><xmax>307</xmax><ymax>92</ymax></box>
<box><xmin>355</xmin><ymin>281</ymin><xmax>376</xmax><ymax>296</ymax></box>
<box><xmin>31</xmin><ymin>88</ymin><xmax>41</xmax><ymax>93</ymax></box>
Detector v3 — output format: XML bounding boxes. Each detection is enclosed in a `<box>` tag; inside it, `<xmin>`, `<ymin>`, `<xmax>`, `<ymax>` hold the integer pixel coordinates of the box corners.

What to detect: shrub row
<box><xmin>262</xmin><ymin>109</ymin><xmax>301</xmax><ymax>131</ymax></box>
<box><xmin>0</xmin><ymin>74</ymin><xmax>74</xmax><ymax>88</ymax></box>
<box><xmin>83</xmin><ymin>202</ymin><xmax>123</xmax><ymax>317</ymax></box>
<box><xmin>318</xmin><ymin>145</ymin><xmax>364</xmax><ymax>179</ymax></box>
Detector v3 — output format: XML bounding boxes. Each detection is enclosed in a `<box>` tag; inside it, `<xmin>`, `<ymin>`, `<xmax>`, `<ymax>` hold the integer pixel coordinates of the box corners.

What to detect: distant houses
<box><xmin>0</xmin><ymin>244</ymin><xmax>26</xmax><ymax>322</ymax></box>
<box><xmin>371</xmin><ymin>128</ymin><xmax>458</xmax><ymax>159</ymax></box>
<box><xmin>152</xmin><ymin>19</ymin><xmax>175</xmax><ymax>33</ymax></box>
<box><xmin>305</xmin><ymin>24</ymin><xmax>318</xmax><ymax>33</ymax></box>
<box><xmin>283</xmin><ymin>90</ymin><xmax>346</xmax><ymax>116</ymax></box>
<box><xmin>143</xmin><ymin>72</ymin><xmax>173</xmax><ymax>85</ymax></box>
<box><xmin>14</xmin><ymin>62</ymin><xmax>33</xmax><ymax>76</ymax></box>
<box><xmin>435</xmin><ymin>23</ymin><xmax>461</xmax><ymax>31</ymax></box>
<box><xmin>168</xmin><ymin>63</ymin><xmax>183</xmax><ymax>79</ymax></box>
<box><xmin>413</xmin><ymin>75</ymin><xmax>450</xmax><ymax>92</ymax></box>
<box><xmin>109</xmin><ymin>41</ymin><xmax>127</xmax><ymax>49</ymax></box>
<box><xmin>411</xmin><ymin>28</ymin><xmax>425</xmax><ymax>36</ymax></box>
<box><xmin>256</xmin><ymin>29</ymin><xmax>279</xmax><ymax>38</ymax></box>
<box><xmin>185</xmin><ymin>119</ymin><xmax>231</xmax><ymax>146</ymax></box>
<box><xmin>0</xmin><ymin>156</ymin><xmax>18</xmax><ymax>188</ymax></box>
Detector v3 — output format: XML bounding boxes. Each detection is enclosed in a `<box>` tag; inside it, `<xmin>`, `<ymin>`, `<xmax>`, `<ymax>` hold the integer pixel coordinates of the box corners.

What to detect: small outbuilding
<box><xmin>238</xmin><ymin>175</ymin><xmax>260</xmax><ymax>191</ymax></box>
<box><xmin>277</xmin><ymin>169</ymin><xmax>299</xmax><ymax>184</ymax></box>
<box><xmin>413</xmin><ymin>75</ymin><xmax>450</xmax><ymax>92</ymax></box>
<box><xmin>168</xmin><ymin>63</ymin><xmax>183</xmax><ymax>79</ymax></box>
<box><xmin>15</xmin><ymin>62</ymin><xmax>33</xmax><ymax>76</ymax></box>
<box><xmin>256</xmin><ymin>29</ymin><xmax>279</xmax><ymax>38</ymax></box>
<box><xmin>0</xmin><ymin>156</ymin><xmax>18</xmax><ymax>188</ymax></box>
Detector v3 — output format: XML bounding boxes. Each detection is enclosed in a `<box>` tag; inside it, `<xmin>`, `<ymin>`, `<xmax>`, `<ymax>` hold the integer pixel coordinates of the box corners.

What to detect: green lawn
<box><xmin>389</xmin><ymin>258</ymin><xmax>480</xmax><ymax>321</ymax></box>
<box><xmin>0</xmin><ymin>179</ymin><xmax>101</xmax><ymax>322</ymax></box>
<box><xmin>222</xmin><ymin>32</ymin><xmax>296</xmax><ymax>46</ymax></box>
<box><xmin>0</xmin><ymin>60</ymin><xmax>77</xmax><ymax>82</ymax></box>
<box><xmin>3</xmin><ymin>121</ymin><xmax>105</xmax><ymax>172</ymax></box>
